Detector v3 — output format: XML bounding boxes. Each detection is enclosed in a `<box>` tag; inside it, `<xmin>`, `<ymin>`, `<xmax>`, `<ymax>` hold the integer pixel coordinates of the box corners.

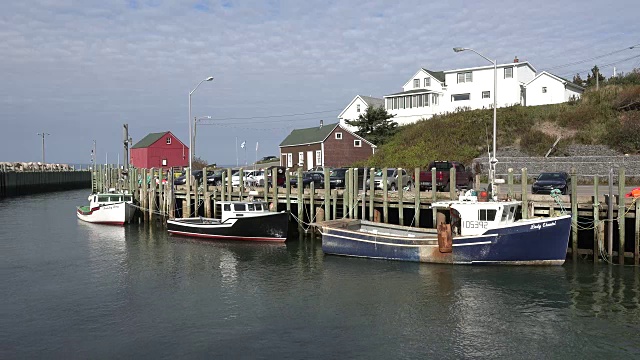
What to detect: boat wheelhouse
<box><xmin>76</xmin><ymin>192</ymin><xmax>135</xmax><ymax>226</ymax></box>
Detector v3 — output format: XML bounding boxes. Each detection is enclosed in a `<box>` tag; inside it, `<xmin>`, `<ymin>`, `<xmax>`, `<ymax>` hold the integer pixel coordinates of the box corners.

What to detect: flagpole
<box><xmin>244</xmin><ymin>140</ymin><xmax>247</xmax><ymax>166</ymax></box>
<box><xmin>255</xmin><ymin>142</ymin><xmax>258</xmax><ymax>170</ymax></box>
<box><xmin>235</xmin><ymin>137</ymin><xmax>238</xmax><ymax>167</ymax></box>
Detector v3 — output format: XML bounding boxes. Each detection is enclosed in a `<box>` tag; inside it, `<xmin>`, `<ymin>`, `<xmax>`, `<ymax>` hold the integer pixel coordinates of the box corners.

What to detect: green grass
<box><xmin>363</xmin><ymin>85</ymin><xmax>640</xmax><ymax>168</ymax></box>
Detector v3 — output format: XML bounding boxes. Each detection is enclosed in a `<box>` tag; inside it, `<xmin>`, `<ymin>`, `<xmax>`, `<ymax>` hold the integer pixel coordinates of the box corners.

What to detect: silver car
<box><xmin>367</xmin><ymin>168</ymin><xmax>411</xmax><ymax>191</ymax></box>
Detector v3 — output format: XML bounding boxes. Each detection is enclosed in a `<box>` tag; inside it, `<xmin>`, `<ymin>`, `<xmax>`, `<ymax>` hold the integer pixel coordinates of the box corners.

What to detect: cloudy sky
<box><xmin>1</xmin><ymin>0</ymin><xmax>639</xmax><ymax>166</ymax></box>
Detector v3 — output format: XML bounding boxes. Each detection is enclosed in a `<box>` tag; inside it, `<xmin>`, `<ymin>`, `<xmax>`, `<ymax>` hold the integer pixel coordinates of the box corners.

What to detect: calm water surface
<box><xmin>1</xmin><ymin>190</ymin><xmax>639</xmax><ymax>359</ymax></box>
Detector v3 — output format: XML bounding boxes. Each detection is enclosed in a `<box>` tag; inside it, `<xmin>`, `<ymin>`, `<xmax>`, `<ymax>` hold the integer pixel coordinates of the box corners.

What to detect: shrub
<box><xmin>520</xmin><ymin>130</ymin><xmax>555</xmax><ymax>156</ymax></box>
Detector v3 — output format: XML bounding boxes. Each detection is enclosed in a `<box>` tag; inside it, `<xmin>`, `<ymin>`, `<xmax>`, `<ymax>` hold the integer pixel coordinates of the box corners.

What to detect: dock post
<box><xmin>571</xmin><ymin>168</ymin><xmax>578</xmax><ymax>262</ymax></box>
<box><xmin>226</xmin><ymin>168</ymin><xmax>232</xmax><ymax>201</ymax></box>
<box><xmin>414</xmin><ymin>167</ymin><xmax>420</xmax><ymax>227</ymax></box>
<box><xmin>508</xmin><ymin>168</ymin><xmax>514</xmax><ymax>199</ymax></box>
<box><xmin>148</xmin><ymin>173</ymin><xmax>155</xmax><ymax>224</ymax></box>
<box><xmin>212</xmin><ymin>188</ymin><xmax>217</xmax><ymax>218</ymax></box>
<box><xmin>521</xmin><ymin>168</ymin><xmax>528</xmax><ymax>219</ymax></box>
<box><xmin>324</xmin><ymin>168</ymin><xmax>330</xmax><ymax>220</ymax></box>
<box><xmin>271</xmin><ymin>167</ymin><xmax>278</xmax><ymax>212</ymax></box>
<box><xmin>382</xmin><ymin>168</ymin><xmax>388</xmax><ymax>223</ymax></box>
<box><xmin>608</xmin><ymin>168</ymin><xmax>614</xmax><ymax>259</ymax></box>
<box><xmin>352</xmin><ymin>168</ymin><xmax>358</xmax><ymax>220</ymax></box>
<box><xmin>618</xmin><ymin>167</ymin><xmax>626</xmax><ymax>264</ymax></box>
<box><xmin>264</xmin><ymin>170</ymin><xmax>269</xmax><ymax>203</ymax></box>
<box><xmin>185</xmin><ymin>168</ymin><xmax>192</xmax><ymax>217</ymax></box>
<box><xmin>286</xmin><ymin>172</ymin><xmax>291</xmax><ymax>213</ymax></box>
<box><xmin>369</xmin><ymin>168</ymin><xmax>375</xmax><ymax>221</ymax></box>
<box><xmin>450</xmin><ymin>165</ymin><xmax>456</xmax><ymax>200</ymax></box>
<box><xmin>239</xmin><ymin>168</ymin><xmax>244</xmax><ymax>200</ymax></box>
<box><xmin>141</xmin><ymin>168</ymin><xmax>149</xmax><ymax>223</ymax></box>
<box><xmin>635</xmin><ymin>196</ymin><xmax>639</xmax><ymax>265</ymax></box>
<box><xmin>220</xmin><ymin>170</ymin><xmax>226</xmax><ymax>204</ymax></box>
<box><xmin>343</xmin><ymin>169</ymin><xmax>349</xmax><ymax>218</ymax></box>
<box><xmin>332</xmin><ymin>189</ymin><xmax>337</xmax><ymax>220</ymax></box>
<box><xmin>297</xmin><ymin>168</ymin><xmax>303</xmax><ymax>228</ymax></box>
<box><xmin>169</xmin><ymin>168</ymin><xmax>175</xmax><ymax>219</ymax></box>
<box><xmin>310</xmin><ymin>182</ymin><xmax>315</xmax><ymax>221</ymax></box>
<box><xmin>204</xmin><ymin>167</ymin><xmax>211</xmax><ymax>218</ymax></box>
<box><xmin>398</xmin><ymin>167</ymin><xmax>404</xmax><ymax>226</ymax></box>
<box><xmin>159</xmin><ymin>169</ymin><xmax>166</xmax><ymax>221</ymax></box>
<box><xmin>593</xmin><ymin>174</ymin><xmax>600</xmax><ymax>263</ymax></box>
<box><xmin>431</xmin><ymin>167</ymin><xmax>437</xmax><ymax>227</ymax></box>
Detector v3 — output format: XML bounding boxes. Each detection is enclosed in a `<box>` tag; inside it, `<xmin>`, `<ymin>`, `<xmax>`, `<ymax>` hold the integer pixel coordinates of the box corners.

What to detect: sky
<box><xmin>1</xmin><ymin>0</ymin><xmax>639</xmax><ymax>166</ymax></box>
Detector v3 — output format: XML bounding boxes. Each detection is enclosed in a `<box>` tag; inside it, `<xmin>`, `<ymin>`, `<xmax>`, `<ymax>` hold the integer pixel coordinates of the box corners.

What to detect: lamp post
<box><xmin>453</xmin><ymin>47</ymin><xmax>497</xmax><ymax>197</ymax></box>
<box><xmin>189</xmin><ymin>77</ymin><xmax>214</xmax><ymax>171</ymax></box>
<box><xmin>193</xmin><ymin>115</ymin><xmax>212</xmax><ymax>161</ymax></box>
<box><xmin>37</xmin><ymin>131</ymin><xmax>50</xmax><ymax>164</ymax></box>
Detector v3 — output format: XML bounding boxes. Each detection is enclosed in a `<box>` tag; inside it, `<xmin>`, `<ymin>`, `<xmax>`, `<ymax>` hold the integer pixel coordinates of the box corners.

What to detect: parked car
<box><xmin>266</xmin><ymin>166</ymin><xmax>286</xmax><ymax>188</ymax></box>
<box><xmin>308</xmin><ymin>166</ymin><xmax>332</xmax><ymax>173</ymax></box>
<box><xmin>367</xmin><ymin>168</ymin><xmax>411</xmax><ymax>191</ymax></box>
<box><xmin>328</xmin><ymin>168</ymin><xmax>366</xmax><ymax>189</ymax></box>
<box><xmin>416</xmin><ymin>161</ymin><xmax>474</xmax><ymax>191</ymax></box>
<box><xmin>290</xmin><ymin>172</ymin><xmax>325</xmax><ymax>188</ymax></box>
<box><xmin>259</xmin><ymin>155</ymin><xmax>278</xmax><ymax>162</ymax></box>
<box><xmin>206</xmin><ymin>169</ymin><xmax>225</xmax><ymax>186</ymax></box>
<box><xmin>231</xmin><ymin>169</ymin><xmax>260</xmax><ymax>187</ymax></box>
<box><xmin>532</xmin><ymin>172</ymin><xmax>571</xmax><ymax>195</ymax></box>
<box><xmin>174</xmin><ymin>169</ymin><xmax>206</xmax><ymax>185</ymax></box>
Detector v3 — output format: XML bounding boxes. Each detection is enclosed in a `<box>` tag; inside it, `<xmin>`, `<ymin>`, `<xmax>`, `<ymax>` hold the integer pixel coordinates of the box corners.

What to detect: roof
<box><xmin>384</xmin><ymin>89</ymin><xmax>437</xmax><ymax>97</ymax></box>
<box><xmin>279</xmin><ymin>123</ymin><xmax>340</xmax><ymax>147</ymax></box>
<box><xmin>443</xmin><ymin>61</ymin><xmax>537</xmax><ymax>74</ymax></box>
<box><xmin>422</xmin><ymin>69</ymin><xmax>445</xmax><ymax>83</ymax></box>
<box><xmin>525</xmin><ymin>71</ymin><xmax>585</xmax><ymax>91</ymax></box>
<box><xmin>360</xmin><ymin>95</ymin><xmax>384</xmax><ymax>108</ymax></box>
<box><xmin>131</xmin><ymin>131</ymin><xmax>170</xmax><ymax>149</ymax></box>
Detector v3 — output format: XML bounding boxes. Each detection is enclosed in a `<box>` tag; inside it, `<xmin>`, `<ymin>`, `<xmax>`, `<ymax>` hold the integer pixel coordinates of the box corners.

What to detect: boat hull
<box><xmin>167</xmin><ymin>212</ymin><xmax>289</xmax><ymax>242</ymax></box>
<box><xmin>76</xmin><ymin>202</ymin><xmax>135</xmax><ymax>226</ymax></box>
<box><xmin>320</xmin><ymin>215</ymin><xmax>571</xmax><ymax>265</ymax></box>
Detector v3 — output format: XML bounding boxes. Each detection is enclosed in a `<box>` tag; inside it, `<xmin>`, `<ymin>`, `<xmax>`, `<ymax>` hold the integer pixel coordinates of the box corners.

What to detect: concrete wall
<box><xmin>0</xmin><ymin>171</ymin><xmax>91</xmax><ymax>197</ymax></box>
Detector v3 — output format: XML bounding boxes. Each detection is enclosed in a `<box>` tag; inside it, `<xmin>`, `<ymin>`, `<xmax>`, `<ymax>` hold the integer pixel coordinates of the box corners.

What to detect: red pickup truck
<box><xmin>416</xmin><ymin>161</ymin><xmax>474</xmax><ymax>191</ymax></box>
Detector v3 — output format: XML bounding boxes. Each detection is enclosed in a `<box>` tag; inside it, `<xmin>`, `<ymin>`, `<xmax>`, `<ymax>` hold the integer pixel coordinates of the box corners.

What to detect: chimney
<box><xmin>319</xmin><ymin>120</ymin><xmax>323</xmax><ymax>128</ymax></box>
<box><xmin>513</xmin><ymin>56</ymin><xmax>519</xmax><ymax>63</ymax></box>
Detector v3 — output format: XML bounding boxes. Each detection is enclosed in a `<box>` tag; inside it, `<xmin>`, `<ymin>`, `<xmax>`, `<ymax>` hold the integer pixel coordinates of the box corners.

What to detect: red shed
<box><xmin>130</xmin><ymin>131</ymin><xmax>188</xmax><ymax>169</ymax></box>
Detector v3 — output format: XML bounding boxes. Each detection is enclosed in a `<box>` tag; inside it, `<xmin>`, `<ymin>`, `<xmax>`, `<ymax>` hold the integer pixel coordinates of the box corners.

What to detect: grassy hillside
<box><xmin>364</xmin><ymin>85</ymin><xmax>640</xmax><ymax>168</ymax></box>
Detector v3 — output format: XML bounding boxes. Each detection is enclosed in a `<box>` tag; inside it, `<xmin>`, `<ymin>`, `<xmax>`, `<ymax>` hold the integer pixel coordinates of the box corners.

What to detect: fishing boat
<box><xmin>167</xmin><ymin>200</ymin><xmax>289</xmax><ymax>242</ymax></box>
<box><xmin>77</xmin><ymin>192</ymin><xmax>135</xmax><ymax>225</ymax></box>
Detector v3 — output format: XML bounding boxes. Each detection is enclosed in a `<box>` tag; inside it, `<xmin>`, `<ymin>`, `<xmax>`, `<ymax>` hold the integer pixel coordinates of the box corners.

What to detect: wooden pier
<box><xmin>94</xmin><ymin>165</ymin><xmax>640</xmax><ymax>266</ymax></box>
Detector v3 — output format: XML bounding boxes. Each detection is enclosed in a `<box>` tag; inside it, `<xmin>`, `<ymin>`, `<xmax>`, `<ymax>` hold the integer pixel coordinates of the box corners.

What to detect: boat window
<box><xmin>93</xmin><ymin>196</ymin><xmax>97</xmax><ymax>202</ymax></box>
<box><xmin>124</xmin><ymin>195</ymin><xmax>132</xmax><ymax>202</ymax></box>
<box><xmin>255</xmin><ymin>203</ymin><xmax>263</xmax><ymax>211</ymax></box>
<box><xmin>501</xmin><ymin>207</ymin><xmax>509</xmax><ymax>222</ymax></box>
<box><xmin>509</xmin><ymin>206</ymin><xmax>516</xmax><ymax>220</ymax></box>
<box><xmin>479</xmin><ymin>209</ymin><xmax>497</xmax><ymax>221</ymax></box>
<box><xmin>247</xmin><ymin>203</ymin><xmax>255</xmax><ymax>211</ymax></box>
<box><xmin>234</xmin><ymin>204</ymin><xmax>246</xmax><ymax>211</ymax></box>
<box><xmin>109</xmin><ymin>196</ymin><xmax>121</xmax><ymax>201</ymax></box>
<box><xmin>223</xmin><ymin>204</ymin><xmax>231</xmax><ymax>211</ymax></box>
<box><xmin>98</xmin><ymin>196</ymin><xmax>110</xmax><ymax>202</ymax></box>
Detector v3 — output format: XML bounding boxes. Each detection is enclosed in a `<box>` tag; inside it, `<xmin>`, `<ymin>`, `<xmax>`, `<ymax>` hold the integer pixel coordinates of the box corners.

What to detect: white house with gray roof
<box><xmin>338</xmin><ymin>95</ymin><xmax>385</xmax><ymax>132</ymax></box>
<box><xmin>378</xmin><ymin>57</ymin><xmax>585</xmax><ymax>126</ymax></box>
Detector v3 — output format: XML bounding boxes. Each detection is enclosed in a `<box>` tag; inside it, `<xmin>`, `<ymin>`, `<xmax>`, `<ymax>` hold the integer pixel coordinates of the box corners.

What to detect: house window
<box><xmin>504</xmin><ymin>67</ymin><xmax>513</xmax><ymax>78</ymax></box>
<box><xmin>413</xmin><ymin>79</ymin><xmax>420</xmax><ymax>88</ymax></box>
<box><xmin>357</xmin><ymin>104</ymin><xmax>361</xmax><ymax>112</ymax></box>
<box><xmin>424</xmin><ymin>77</ymin><xmax>430</xmax><ymax>86</ymax></box>
<box><xmin>542</xmin><ymin>87</ymin><xmax>547</xmax><ymax>93</ymax></box>
<box><xmin>298</xmin><ymin>152</ymin><xmax>304</xmax><ymax>166</ymax></box>
<box><xmin>452</xmin><ymin>93</ymin><xmax>470</xmax><ymax>101</ymax></box>
<box><xmin>482</xmin><ymin>91</ymin><xmax>490</xmax><ymax>99</ymax></box>
<box><xmin>162</xmin><ymin>159</ymin><xmax>167</xmax><ymax>166</ymax></box>
<box><xmin>354</xmin><ymin>140</ymin><xmax>362</xmax><ymax>147</ymax></box>
<box><xmin>418</xmin><ymin>95</ymin><xmax>423</xmax><ymax>107</ymax></box>
<box><xmin>315</xmin><ymin>150</ymin><xmax>322</xmax><ymax>165</ymax></box>
<box><xmin>166</xmin><ymin>137</ymin><xmax>171</xmax><ymax>145</ymax></box>
<box><xmin>433</xmin><ymin>94</ymin><xmax>439</xmax><ymax>105</ymax></box>
<box><xmin>287</xmin><ymin>153</ymin><xmax>293</xmax><ymax>167</ymax></box>
<box><xmin>457</xmin><ymin>72</ymin><xmax>472</xmax><ymax>83</ymax></box>
<box><xmin>335</xmin><ymin>132</ymin><xmax>342</xmax><ymax>140</ymax></box>
<box><xmin>386</xmin><ymin>98</ymin><xmax>392</xmax><ymax>109</ymax></box>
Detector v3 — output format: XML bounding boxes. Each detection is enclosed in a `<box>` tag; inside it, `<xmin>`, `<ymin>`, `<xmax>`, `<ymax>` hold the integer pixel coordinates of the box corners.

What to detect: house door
<box><xmin>306</xmin><ymin>151</ymin><xmax>313</xmax><ymax>170</ymax></box>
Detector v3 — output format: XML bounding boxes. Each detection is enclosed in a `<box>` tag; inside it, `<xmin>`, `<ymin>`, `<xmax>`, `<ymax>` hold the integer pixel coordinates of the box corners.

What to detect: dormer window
<box><xmin>424</xmin><ymin>77</ymin><xmax>430</xmax><ymax>86</ymax></box>
<box><xmin>335</xmin><ymin>132</ymin><xmax>343</xmax><ymax>140</ymax></box>
<box><xmin>413</xmin><ymin>79</ymin><xmax>420</xmax><ymax>88</ymax></box>
<box><xmin>166</xmin><ymin>137</ymin><xmax>172</xmax><ymax>144</ymax></box>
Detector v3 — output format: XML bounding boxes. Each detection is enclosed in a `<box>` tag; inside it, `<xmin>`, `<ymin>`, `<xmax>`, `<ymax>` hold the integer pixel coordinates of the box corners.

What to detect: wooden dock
<box><xmin>94</xmin><ymin>165</ymin><xmax>640</xmax><ymax>266</ymax></box>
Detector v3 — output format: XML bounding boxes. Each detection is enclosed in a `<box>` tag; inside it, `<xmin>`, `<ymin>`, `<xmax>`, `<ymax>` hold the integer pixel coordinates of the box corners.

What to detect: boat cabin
<box><xmin>89</xmin><ymin>193</ymin><xmax>133</xmax><ymax>206</ymax></box>
<box><xmin>215</xmin><ymin>201</ymin><xmax>271</xmax><ymax>222</ymax></box>
<box><xmin>432</xmin><ymin>199</ymin><xmax>520</xmax><ymax>237</ymax></box>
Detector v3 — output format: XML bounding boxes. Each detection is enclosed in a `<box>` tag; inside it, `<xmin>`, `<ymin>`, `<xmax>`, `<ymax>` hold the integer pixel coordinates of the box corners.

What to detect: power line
<box><xmin>557</xmin><ymin>53</ymin><xmax>640</xmax><ymax>77</ymax></box>
<box><xmin>543</xmin><ymin>43</ymin><xmax>639</xmax><ymax>72</ymax></box>
<box><xmin>199</xmin><ymin>116</ymin><xmax>329</xmax><ymax>126</ymax></box>
<box><xmin>197</xmin><ymin>109</ymin><xmax>342</xmax><ymax>122</ymax></box>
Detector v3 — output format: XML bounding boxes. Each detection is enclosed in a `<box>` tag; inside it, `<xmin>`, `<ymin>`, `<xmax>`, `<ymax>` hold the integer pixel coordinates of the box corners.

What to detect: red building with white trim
<box><xmin>130</xmin><ymin>131</ymin><xmax>188</xmax><ymax>169</ymax></box>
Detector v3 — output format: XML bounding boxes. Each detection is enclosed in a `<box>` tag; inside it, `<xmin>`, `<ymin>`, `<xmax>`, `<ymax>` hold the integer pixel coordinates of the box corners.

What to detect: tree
<box><xmin>192</xmin><ymin>156</ymin><xmax>208</xmax><ymax>170</ymax></box>
<box><xmin>572</xmin><ymin>73</ymin><xmax>584</xmax><ymax>87</ymax></box>
<box><xmin>345</xmin><ymin>105</ymin><xmax>398</xmax><ymax>145</ymax></box>
<box><xmin>585</xmin><ymin>65</ymin><xmax>606</xmax><ymax>87</ymax></box>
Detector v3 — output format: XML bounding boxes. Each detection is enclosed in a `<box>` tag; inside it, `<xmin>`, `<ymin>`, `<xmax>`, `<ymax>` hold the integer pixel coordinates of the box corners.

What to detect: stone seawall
<box><xmin>0</xmin><ymin>171</ymin><xmax>91</xmax><ymax>197</ymax></box>
<box><xmin>475</xmin><ymin>156</ymin><xmax>640</xmax><ymax>177</ymax></box>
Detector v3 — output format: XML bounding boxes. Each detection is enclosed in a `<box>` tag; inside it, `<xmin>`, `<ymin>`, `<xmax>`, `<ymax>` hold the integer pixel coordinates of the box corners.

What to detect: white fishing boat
<box><xmin>76</xmin><ymin>192</ymin><xmax>135</xmax><ymax>226</ymax></box>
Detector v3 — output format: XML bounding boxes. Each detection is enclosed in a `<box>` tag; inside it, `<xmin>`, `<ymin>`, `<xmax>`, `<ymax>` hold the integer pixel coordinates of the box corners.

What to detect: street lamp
<box><xmin>193</xmin><ymin>115</ymin><xmax>212</xmax><ymax>160</ymax></box>
<box><xmin>453</xmin><ymin>47</ymin><xmax>498</xmax><ymax>197</ymax></box>
<box><xmin>189</xmin><ymin>76</ymin><xmax>214</xmax><ymax>171</ymax></box>
<box><xmin>37</xmin><ymin>131</ymin><xmax>50</xmax><ymax>164</ymax></box>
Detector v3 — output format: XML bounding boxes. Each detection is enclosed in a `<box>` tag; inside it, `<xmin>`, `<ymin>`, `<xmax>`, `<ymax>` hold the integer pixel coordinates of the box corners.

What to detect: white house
<box><xmin>338</xmin><ymin>95</ymin><xmax>385</xmax><ymax>131</ymax></box>
<box><xmin>383</xmin><ymin>68</ymin><xmax>446</xmax><ymax>125</ymax></box>
<box><xmin>523</xmin><ymin>71</ymin><xmax>584</xmax><ymax>106</ymax></box>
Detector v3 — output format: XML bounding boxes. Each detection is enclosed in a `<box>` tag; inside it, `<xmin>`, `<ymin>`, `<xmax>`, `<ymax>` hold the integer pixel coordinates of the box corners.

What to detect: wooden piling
<box><xmin>220</xmin><ymin>170</ymin><xmax>226</xmax><ymax>204</ymax></box>
<box><xmin>141</xmin><ymin>168</ymin><xmax>149</xmax><ymax>223</ymax></box>
<box><xmin>635</xmin><ymin>198</ymin><xmax>639</xmax><ymax>265</ymax></box>
<box><xmin>507</xmin><ymin>168</ymin><xmax>514</xmax><ymax>199</ymax></box>
<box><xmin>148</xmin><ymin>178</ymin><xmax>155</xmax><ymax>223</ymax></box>
<box><xmin>383</xmin><ymin>168</ymin><xmax>388</xmax><ymax>223</ymax></box>
<box><xmin>324</xmin><ymin>168</ymin><xmax>330</xmax><ymax>221</ymax></box>
<box><xmin>185</xmin><ymin>168</ymin><xmax>192</xmax><ymax>217</ymax></box>
<box><xmin>571</xmin><ymin>168</ymin><xmax>578</xmax><ymax>262</ymax></box>
<box><xmin>521</xmin><ymin>168</ymin><xmax>528</xmax><ymax>219</ymax></box>
<box><xmin>204</xmin><ymin>167</ymin><xmax>211</xmax><ymax>218</ymax></box>
<box><xmin>398</xmin><ymin>168</ymin><xmax>404</xmax><ymax>226</ymax></box>
<box><xmin>239</xmin><ymin>168</ymin><xmax>244</xmax><ymax>199</ymax></box>
<box><xmin>310</xmin><ymin>182</ymin><xmax>315</xmax><ymax>222</ymax></box>
<box><xmin>344</xmin><ymin>169</ymin><xmax>349</xmax><ymax>218</ymax></box>
<box><xmin>369</xmin><ymin>168</ymin><xmax>375</xmax><ymax>221</ymax></box>
<box><xmin>286</xmin><ymin>172</ymin><xmax>291</xmax><ymax>213</ymax></box>
<box><xmin>169</xmin><ymin>168</ymin><xmax>175</xmax><ymax>219</ymax></box>
<box><xmin>618</xmin><ymin>167</ymin><xmax>625</xmax><ymax>264</ymax></box>
<box><xmin>450</xmin><ymin>165</ymin><xmax>456</xmax><ymax>199</ymax></box>
<box><xmin>414</xmin><ymin>167</ymin><xmax>420</xmax><ymax>227</ymax></box>
<box><xmin>226</xmin><ymin>168</ymin><xmax>232</xmax><ymax>201</ymax></box>
<box><xmin>271</xmin><ymin>167</ymin><xmax>278</xmax><ymax>212</ymax></box>
<box><xmin>593</xmin><ymin>175</ymin><xmax>600</xmax><ymax>263</ymax></box>
<box><xmin>352</xmin><ymin>168</ymin><xmax>358</xmax><ymax>220</ymax></box>
<box><xmin>297</xmin><ymin>168</ymin><xmax>303</xmax><ymax>227</ymax></box>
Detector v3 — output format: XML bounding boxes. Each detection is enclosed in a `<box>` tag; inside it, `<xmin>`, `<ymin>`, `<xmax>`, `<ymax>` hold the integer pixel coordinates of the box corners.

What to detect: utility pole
<box><xmin>123</xmin><ymin>124</ymin><xmax>130</xmax><ymax>171</ymax></box>
<box><xmin>91</xmin><ymin>140</ymin><xmax>96</xmax><ymax>169</ymax></box>
<box><xmin>37</xmin><ymin>131</ymin><xmax>50</xmax><ymax>163</ymax></box>
<box><xmin>596</xmin><ymin>68</ymin><xmax>599</xmax><ymax>90</ymax></box>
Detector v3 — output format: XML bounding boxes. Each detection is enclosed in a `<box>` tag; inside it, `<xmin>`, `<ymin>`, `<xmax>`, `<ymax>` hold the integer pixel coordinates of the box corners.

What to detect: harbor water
<box><xmin>1</xmin><ymin>189</ymin><xmax>639</xmax><ymax>359</ymax></box>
